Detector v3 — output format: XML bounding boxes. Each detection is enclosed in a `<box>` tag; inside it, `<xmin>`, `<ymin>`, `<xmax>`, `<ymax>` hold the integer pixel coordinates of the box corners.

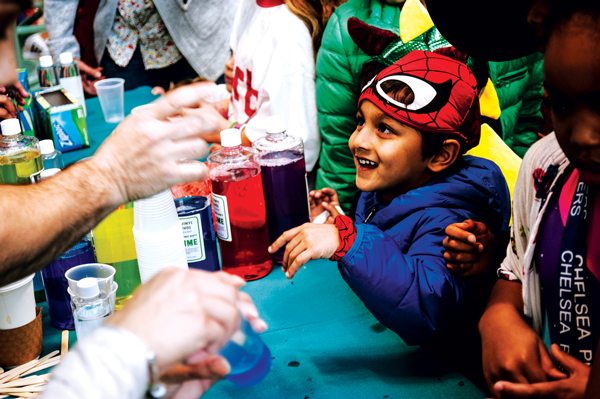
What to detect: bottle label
<box><xmin>180</xmin><ymin>214</ymin><xmax>206</xmax><ymax>262</ymax></box>
<box><xmin>212</xmin><ymin>193</ymin><xmax>232</xmax><ymax>241</ymax></box>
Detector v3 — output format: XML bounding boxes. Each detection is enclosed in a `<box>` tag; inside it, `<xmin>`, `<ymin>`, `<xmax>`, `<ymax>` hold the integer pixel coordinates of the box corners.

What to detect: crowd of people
<box><xmin>1</xmin><ymin>0</ymin><xmax>600</xmax><ymax>397</ymax></box>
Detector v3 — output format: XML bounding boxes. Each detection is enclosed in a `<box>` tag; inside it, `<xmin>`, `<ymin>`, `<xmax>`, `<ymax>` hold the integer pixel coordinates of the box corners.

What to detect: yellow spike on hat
<box><xmin>399</xmin><ymin>0</ymin><xmax>435</xmax><ymax>43</ymax></box>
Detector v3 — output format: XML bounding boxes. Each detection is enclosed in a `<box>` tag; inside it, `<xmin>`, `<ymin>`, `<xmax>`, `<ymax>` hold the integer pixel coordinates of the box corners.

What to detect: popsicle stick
<box><xmin>0</xmin><ymin>375</ymin><xmax>48</xmax><ymax>389</ymax></box>
<box><xmin>0</xmin><ymin>386</ymin><xmax>45</xmax><ymax>393</ymax></box>
<box><xmin>20</xmin><ymin>358</ymin><xmax>60</xmax><ymax>377</ymax></box>
<box><xmin>0</xmin><ymin>351</ymin><xmax>59</xmax><ymax>383</ymax></box>
<box><xmin>0</xmin><ymin>392</ymin><xmax>38</xmax><ymax>398</ymax></box>
<box><xmin>60</xmin><ymin>331</ymin><xmax>69</xmax><ymax>359</ymax></box>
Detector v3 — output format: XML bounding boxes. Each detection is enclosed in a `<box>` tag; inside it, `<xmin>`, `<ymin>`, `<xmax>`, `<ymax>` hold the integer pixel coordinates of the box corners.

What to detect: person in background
<box><xmin>1</xmin><ymin>2</ymin><xmax>264</xmax><ymax>397</ymax></box>
<box><xmin>44</xmin><ymin>0</ymin><xmax>239</xmax><ymax>92</ymax></box>
<box><xmin>270</xmin><ymin>49</ymin><xmax>511</xmax><ymax>350</ymax></box>
<box><xmin>441</xmin><ymin>1</ymin><xmax>600</xmax><ymax>396</ymax></box>
<box><xmin>315</xmin><ymin>0</ymin><xmax>545</xmax><ymax>213</ymax></box>
<box><xmin>187</xmin><ymin>0</ymin><xmax>331</xmax><ymax>173</ymax></box>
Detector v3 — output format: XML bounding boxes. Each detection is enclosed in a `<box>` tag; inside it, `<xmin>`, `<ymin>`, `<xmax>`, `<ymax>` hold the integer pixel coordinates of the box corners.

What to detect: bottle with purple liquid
<box><xmin>253</xmin><ymin>116</ymin><xmax>310</xmax><ymax>264</ymax></box>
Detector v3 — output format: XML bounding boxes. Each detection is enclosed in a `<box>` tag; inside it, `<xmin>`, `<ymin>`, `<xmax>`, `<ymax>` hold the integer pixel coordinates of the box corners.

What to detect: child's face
<box><xmin>224</xmin><ymin>54</ymin><xmax>235</xmax><ymax>93</ymax></box>
<box><xmin>545</xmin><ymin>16</ymin><xmax>600</xmax><ymax>186</ymax></box>
<box><xmin>349</xmin><ymin>101</ymin><xmax>431</xmax><ymax>202</ymax></box>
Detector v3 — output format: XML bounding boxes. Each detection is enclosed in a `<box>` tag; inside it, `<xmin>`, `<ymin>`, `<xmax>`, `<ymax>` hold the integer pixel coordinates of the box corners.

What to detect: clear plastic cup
<box><xmin>94</xmin><ymin>78</ymin><xmax>125</xmax><ymax>123</ymax></box>
<box><xmin>0</xmin><ymin>275</ymin><xmax>36</xmax><ymax>329</ymax></box>
<box><xmin>68</xmin><ymin>281</ymin><xmax>118</xmax><ymax>313</ymax></box>
<box><xmin>134</xmin><ymin>190</ymin><xmax>180</xmax><ymax>232</ymax></box>
<box><xmin>64</xmin><ymin>263</ymin><xmax>115</xmax><ymax>294</ymax></box>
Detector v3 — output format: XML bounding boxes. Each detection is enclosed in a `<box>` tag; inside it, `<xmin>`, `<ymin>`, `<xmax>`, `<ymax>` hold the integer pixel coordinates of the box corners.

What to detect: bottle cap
<box><xmin>40</xmin><ymin>168</ymin><xmax>61</xmax><ymax>180</ymax></box>
<box><xmin>0</xmin><ymin>118</ymin><xmax>21</xmax><ymax>136</ymax></box>
<box><xmin>77</xmin><ymin>277</ymin><xmax>100</xmax><ymax>299</ymax></box>
<box><xmin>39</xmin><ymin>139</ymin><xmax>55</xmax><ymax>155</ymax></box>
<box><xmin>220</xmin><ymin>129</ymin><xmax>242</xmax><ymax>147</ymax></box>
<box><xmin>59</xmin><ymin>52</ymin><xmax>74</xmax><ymax>65</ymax></box>
<box><xmin>266</xmin><ymin>115</ymin><xmax>286</xmax><ymax>134</ymax></box>
<box><xmin>39</xmin><ymin>55</ymin><xmax>54</xmax><ymax>68</ymax></box>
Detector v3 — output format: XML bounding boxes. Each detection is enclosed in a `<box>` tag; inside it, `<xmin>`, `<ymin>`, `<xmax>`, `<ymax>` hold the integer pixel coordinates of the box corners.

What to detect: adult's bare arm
<box><xmin>0</xmin><ymin>83</ymin><xmax>217</xmax><ymax>286</ymax></box>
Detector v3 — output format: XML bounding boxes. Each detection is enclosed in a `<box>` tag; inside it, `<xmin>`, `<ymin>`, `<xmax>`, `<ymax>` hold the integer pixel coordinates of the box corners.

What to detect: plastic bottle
<box><xmin>57</xmin><ymin>52</ymin><xmax>87</xmax><ymax>116</ymax></box>
<box><xmin>219</xmin><ymin>316</ymin><xmax>272</xmax><ymax>387</ymax></box>
<box><xmin>92</xmin><ymin>202</ymin><xmax>141</xmax><ymax>310</ymax></box>
<box><xmin>208</xmin><ymin>129</ymin><xmax>272</xmax><ymax>281</ymax></box>
<box><xmin>38</xmin><ymin>55</ymin><xmax>60</xmax><ymax>89</ymax></box>
<box><xmin>39</xmin><ymin>139</ymin><xmax>64</xmax><ymax>171</ymax></box>
<box><xmin>253</xmin><ymin>116</ymin><xmax>310</xmax><ymax>264</ymax></box>
<box><xmin>72</xmin><ymin>277</ymin><xmax>112</xmax><ymax>340</ymax></box>
<box><xmin>0</xmin><ymin>118</ymin><xmax>43</xmax><ymax>184</ymax></box>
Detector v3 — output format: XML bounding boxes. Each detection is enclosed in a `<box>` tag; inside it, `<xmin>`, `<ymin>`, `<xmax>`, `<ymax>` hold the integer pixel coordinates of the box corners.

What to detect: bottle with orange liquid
<box><xmin>208</xmin><ymin>129</ymin><xmax>272</xmax><ymax>281</ymax></box>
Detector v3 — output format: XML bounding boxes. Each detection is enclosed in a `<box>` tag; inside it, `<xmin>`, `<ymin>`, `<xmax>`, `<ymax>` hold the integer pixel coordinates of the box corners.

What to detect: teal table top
<box><xmin>61</xmin><ymin>86</ymin><xmax>159</xmax><ymax>166</ymax></box>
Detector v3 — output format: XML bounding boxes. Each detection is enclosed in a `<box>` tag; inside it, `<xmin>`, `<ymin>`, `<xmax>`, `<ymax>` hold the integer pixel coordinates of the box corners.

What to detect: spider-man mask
<box><xmin>358</xmin><ymin>50</ymin><xmax>481</xmax><ymax>152</ymax></box>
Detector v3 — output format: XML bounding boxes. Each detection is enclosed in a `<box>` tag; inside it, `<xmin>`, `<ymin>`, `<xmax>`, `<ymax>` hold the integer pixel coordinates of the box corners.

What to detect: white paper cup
<box><xmin>94</xmin><ymin>78</ymin><xmax>125</xmax><ymax>123</ymax></box>
<box><xmin>131</xmin><ymin>104</ymin><xmax>152</xmax><ymax>115</ymax></box>
<box><xmin>0</xmin><ymin>275</ymin><xmax>36</xmax><ymax>330</ymax></box>
<box><xmin>65</xmin><ymin>263</ymin><xmax>115</xmax><ymax>294</ymax></box>
<box><xmin>134</xmin><ymin>190</ymin><xmax>180</xmax><ymax>232</ymax></box>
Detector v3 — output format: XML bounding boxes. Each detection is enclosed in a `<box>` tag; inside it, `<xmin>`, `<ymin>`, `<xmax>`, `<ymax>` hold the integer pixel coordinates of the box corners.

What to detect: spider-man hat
<box><xmin>358</xmin><ymin>50</ymin><xmax>481</xmax><ymax>152</ymax></box>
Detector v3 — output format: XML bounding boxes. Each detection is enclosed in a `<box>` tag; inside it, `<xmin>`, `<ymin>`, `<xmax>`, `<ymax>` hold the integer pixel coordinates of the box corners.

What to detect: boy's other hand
<box><xmin>310</xmin><ymin>187</ymin><xmax>339</xmax><ymax>221</ymax></box>
<box><xmin>443</xmin><ymin>219</ymin><xmax>495</xmax><ymax>276</ymax></box>
<box><xmin>269</xmin><ymin>223</ymin><xmax>339</xmax><ymax>279</ymax></box>
<box><xmin>494</xmin><ymin>344</ymin><xmax>589</xmax><ymax>399</ymax></box>
<box><xmin>76</xmin><ymin>59</ymin><xmax>104</xmax><ymax>96</ymax></box>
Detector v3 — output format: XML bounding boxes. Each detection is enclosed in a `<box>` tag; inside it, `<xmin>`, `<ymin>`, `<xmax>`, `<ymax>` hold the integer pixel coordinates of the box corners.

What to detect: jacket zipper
<box><xmin>363</xmin><ymin>206</ymin><xmax>377</xmax><ymax>224</ymax></box>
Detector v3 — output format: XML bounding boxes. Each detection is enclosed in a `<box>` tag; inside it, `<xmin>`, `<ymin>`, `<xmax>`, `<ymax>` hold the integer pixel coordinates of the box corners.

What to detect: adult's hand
<box><xmin>89</xmin><ymin>83</ymin><xmax>219</xmax><ymax>206</ymax></box>
<box><xmin>76</xmin><ymin>59</ymin><xmax>103</xmax><ymax>96</ymax></box>
<box><xmin>495</xmin><ymin>344</ymin><xmax>590</xmax><ymax>399</ymax></box>
<box><xmin>480</xmin><ymin>301</ymin><xmax>566</xmax><ymax>396</ymax></box>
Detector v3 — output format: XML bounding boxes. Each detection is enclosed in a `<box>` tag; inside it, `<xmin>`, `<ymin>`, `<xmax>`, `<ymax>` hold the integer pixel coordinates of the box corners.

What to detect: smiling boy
<box><xmin>270</xmin><ymin>50</ymin><xmax>511</xmax><ymax>345</ymax></box>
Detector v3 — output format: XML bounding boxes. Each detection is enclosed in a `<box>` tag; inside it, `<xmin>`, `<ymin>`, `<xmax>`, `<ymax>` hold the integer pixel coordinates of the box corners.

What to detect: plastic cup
<box><xmin>131</xmin><ymin>104</ymin><xmax>152</xmax><ymax>115</ymax></box>
<box><xmin>64</xmin><ymin>263</ymin><xmax>115</xmax><ymax>294</ymax></box>
<box><xmin>134</xmin><ymin>190</ymin><xmax>181</xmax><ymax>232</ymax></box>
<box><xmin>0</xmin><ymin>275</ymin><xmax>36</xmax><ymax>330</ymax></box>
<box><xmin>94</xmin><ymin>78</ymin><xmax>125</xmax><ymax>123</ymax></box>
<box><xmin>68</xmin><ymin>281</ymin><xmax>118</xmax><ymax>313</ymax></box>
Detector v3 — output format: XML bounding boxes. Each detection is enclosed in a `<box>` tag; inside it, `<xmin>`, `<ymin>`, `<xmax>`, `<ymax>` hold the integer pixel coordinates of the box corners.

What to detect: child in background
<box><xmin>270</xmin><ymin>50</ymin><xmax>511</xmax><ymax>347</ymax></box>
<box><xmin>442</xmin><ymin>3</ymin><xmax>600</xmax><ymax>397</ymax></box>
<box><xmin>189</xmin><ymin>0</ymin><xmax>327</xmax><ymax>172</ymax></box>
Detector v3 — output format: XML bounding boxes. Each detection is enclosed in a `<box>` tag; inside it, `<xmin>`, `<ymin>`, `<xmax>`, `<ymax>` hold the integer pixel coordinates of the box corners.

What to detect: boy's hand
<box><xmin>494</xmin><ymin>344</ymin><xmax>589</xmax><ymax>399</ymax></box>
<box><xmin>443</xmin><ymin>219</ymin><xmax>495</xmax><ymax>276</ymax></box>
<box><xmin>310</xmin><ymin>187</ymin><xmax>339</xmax><ymax>222</ymax></box>
<box><xmin>269</xmin><ymin>223</ymin><xmax>339</xmax><ymax>279</ymax></box>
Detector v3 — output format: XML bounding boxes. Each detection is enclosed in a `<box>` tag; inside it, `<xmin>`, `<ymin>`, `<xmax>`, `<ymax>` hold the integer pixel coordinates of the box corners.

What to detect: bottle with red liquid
<box><xmin>208</xmin><ymin>129</ymin><xmax>273</xmax><ymax>281</ymax></box>
<box><xmin>253</xmin><ymin>116</ymin><xmax>310</xmax><ymax>264</ymax></box>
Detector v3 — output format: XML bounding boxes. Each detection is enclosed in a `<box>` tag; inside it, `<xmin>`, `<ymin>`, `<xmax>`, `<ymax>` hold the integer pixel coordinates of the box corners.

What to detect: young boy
<box><xmin>270</xmin><ymin>50</ymin><xmax>511</xmax><ymax>346</ymax></box>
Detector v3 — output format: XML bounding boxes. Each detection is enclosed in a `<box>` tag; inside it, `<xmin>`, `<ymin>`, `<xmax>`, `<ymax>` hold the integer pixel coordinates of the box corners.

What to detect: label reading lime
<box><xmin>212</xmin><ymin>193</ymin><xmax>232</xmax><ymax>242</ymax></box>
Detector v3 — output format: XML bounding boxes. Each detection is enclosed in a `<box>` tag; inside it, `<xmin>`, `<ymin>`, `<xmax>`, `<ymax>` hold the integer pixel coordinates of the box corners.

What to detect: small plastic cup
<box><xmin>134</xmin><ymin>190</ymin><xmax>181</xmax><ymax>232</ymax></box>
<box><xmin>94</xmin><ymin>78</ymin><xmax>125</xmax><ymax>123</ymax></box>
<box><xmin>131</xmin><ymin>104</ymin><xmax>152</xmax><ymax>115</ymax></box>
<box><xmin>0</xmin><ymin>275</ymin><xmax>36</xmax><ymax>330</ymax></box>
<box><xmin>64</xmin><ymin>263</ymin><xmax>115</xmax><ymax>294</ymax></box>
<box><xmin>68</xmin><ymin>281</ymin><xmax>118</xmax><ymax>313</ymax></box>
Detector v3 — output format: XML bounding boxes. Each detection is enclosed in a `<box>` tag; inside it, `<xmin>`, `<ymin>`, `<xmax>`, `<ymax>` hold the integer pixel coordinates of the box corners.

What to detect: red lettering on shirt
<box><xmin>232</xmin><ymin>67</ymin><xmax>245</xmax><ymax>102</ymax></box>
<box><xmin>244</xmin><ymin>70</ymin><xmax>259</xmax><ymax>117</ymax></box>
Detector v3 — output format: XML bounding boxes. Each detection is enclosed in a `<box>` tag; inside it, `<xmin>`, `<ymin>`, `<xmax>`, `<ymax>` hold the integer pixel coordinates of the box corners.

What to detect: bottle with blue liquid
<box><xmin>219</xmin><ymin>316</ymin><xmax>272</xmax><ymax>387</ymax></box>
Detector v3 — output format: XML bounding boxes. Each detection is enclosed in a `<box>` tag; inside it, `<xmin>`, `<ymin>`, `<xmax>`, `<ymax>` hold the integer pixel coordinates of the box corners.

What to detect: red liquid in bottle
<box><xmin>211</xmin><ymin>167</ymin><xmax>273</xmax><ymax>280</ymax></box>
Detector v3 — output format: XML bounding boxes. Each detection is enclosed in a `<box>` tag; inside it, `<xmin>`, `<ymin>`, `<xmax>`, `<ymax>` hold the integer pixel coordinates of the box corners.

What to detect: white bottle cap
<box><xmin>77</xmin><ymin>277</ymin><xmax>100</xmax><ymax>299</ymax></box>
<box><xmin>39</xmin><ymin>55</ymin><xmax>54</xmax><ymax>68</ymax></box>
<box><xmin>266</xmin><ymin>115</ymin><xmax>286</xmax><ymax>134</ymax></box>
<box><xmin>0</xmin><ymin>118</ymin><xmax>21</xmax><ymax>136</ymax></box>
<box><xmin>39</xmin><ymin>139</ymin><xmax>56</xmax><ymax>155</ymax></box>
<box><xmin>220</xmin><ymin>129</ymin><xmax>242</xmax><ymax>147</ymax></box>
<box><xmin>59</xmin><ymin>52</ymin><xmax>74</xmax><ymax>65</ymax></box>
<box><xmin>40</xmin><ymin>168</ymin><xmax>61</xmax><ymax>180</ymax></box>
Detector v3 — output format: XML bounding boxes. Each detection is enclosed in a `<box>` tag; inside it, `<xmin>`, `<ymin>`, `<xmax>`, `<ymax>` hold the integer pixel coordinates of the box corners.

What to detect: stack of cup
<box><xmin>133</xmin><ymin>190</ymin><xmax>188</xmax><ymax>283</ymax></box>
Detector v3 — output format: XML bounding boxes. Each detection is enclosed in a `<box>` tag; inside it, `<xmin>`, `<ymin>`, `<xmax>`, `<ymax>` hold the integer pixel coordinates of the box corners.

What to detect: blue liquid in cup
<box><xmin>219</xmin><ymin>317</ymin><xmax>272</xmax><ymax>387</ymax></box>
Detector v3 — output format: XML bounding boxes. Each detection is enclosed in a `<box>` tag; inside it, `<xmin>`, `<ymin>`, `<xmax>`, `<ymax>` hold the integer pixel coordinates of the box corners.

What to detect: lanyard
<box><xmin>556</xmin><ymin>173</ymin><xmax>594</xmax><ymax>364</ymax></box>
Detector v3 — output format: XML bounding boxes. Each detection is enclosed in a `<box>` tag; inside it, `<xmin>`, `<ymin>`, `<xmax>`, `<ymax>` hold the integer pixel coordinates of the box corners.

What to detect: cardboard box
<box><xmin>33</xmin><ymin>88</ymin><xmax>89</xmax><ymax>152</ymax></box>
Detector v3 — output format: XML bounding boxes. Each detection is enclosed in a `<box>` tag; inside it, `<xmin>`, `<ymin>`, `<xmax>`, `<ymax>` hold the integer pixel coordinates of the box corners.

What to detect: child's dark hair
<box><xmin>359</xmin><ymin>61</ymin><xmax>454</xmax><ymax>161</ymax></box>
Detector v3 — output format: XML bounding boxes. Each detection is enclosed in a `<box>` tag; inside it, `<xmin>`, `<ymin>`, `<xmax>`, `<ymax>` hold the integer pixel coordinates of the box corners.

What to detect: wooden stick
<box><xmin>20</xmin><ymin>358</ymin><xmax>60</xmax><ymax>377</ymax></box>
<box><xmin>60</xmin><ymin>331</ymin><xmax>69</xmax><ymax>359</ymax></box>
<box><xmin>0</xmin><ymin>392</ymin><xmax>38</xmax><ymax>398</ymax></box>
<box><xmin>0</xmin><ymin>386</ymin><xmax>45</xmax><ymax>393</ymax></box>
<box><xmin>0</xmin><ymin>351</ymin><xmax>59</xmax><ymax>383</ymax></box>
<box><xmin>0</xmin><ymin>375</ymin><xmax>48</xmax><ymax>389</ymax></box>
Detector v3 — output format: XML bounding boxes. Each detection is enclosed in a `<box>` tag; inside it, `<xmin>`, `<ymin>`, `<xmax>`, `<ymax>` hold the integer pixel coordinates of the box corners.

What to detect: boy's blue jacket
<box><xmin>338</xmin><ymin>155</ymin><xmax>511</xmax><ymax>345</ymax></box>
